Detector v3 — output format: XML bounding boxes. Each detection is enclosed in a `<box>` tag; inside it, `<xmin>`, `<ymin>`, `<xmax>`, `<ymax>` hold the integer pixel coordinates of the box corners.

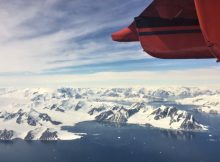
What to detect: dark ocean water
<box><xmin>0</xmin><ymin>121</ymin><xmax>220</xmax><ymax>162</ymax></box>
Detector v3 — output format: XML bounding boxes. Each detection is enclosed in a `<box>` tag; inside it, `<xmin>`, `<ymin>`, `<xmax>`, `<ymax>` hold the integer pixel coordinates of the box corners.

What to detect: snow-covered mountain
<box><xmin>0</xmin><ymin>87</ymin><xmax>217</xmax><ymax>140</ymax></box>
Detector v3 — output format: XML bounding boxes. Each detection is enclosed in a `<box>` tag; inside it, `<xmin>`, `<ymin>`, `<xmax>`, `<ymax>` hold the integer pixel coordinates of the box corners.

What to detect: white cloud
<box><xmin>1</xmin><ymin>67</ymin><xmax>220</xmax><ymax>88</ymax></box>
<box><xmin>0</xmin><ymin>0</ymin><xmax>148</xmax><ymax>73</ymax></box>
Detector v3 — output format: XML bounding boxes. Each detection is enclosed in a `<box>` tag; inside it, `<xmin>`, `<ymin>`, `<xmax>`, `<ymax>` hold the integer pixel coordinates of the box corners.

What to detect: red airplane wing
<box><xmin>112</xmin><ymin>0</ymin><xmax>217</xmax><ymax>60</ymax></box>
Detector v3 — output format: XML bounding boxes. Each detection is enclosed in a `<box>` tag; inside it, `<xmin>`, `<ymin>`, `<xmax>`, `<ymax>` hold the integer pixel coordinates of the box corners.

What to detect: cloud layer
<box><xmin>0</xmin><ymin>0</ymin><xmax>150</xmax><ymax>73</ymax></box>
<box><xmin>1</xmin><ymin>66</ymin><xmax>220</xmax><ymax>88</ymax></box>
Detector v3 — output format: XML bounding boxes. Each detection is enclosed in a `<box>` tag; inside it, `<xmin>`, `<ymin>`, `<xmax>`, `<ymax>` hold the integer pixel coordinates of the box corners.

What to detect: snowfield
<box><xmin>177</xmin><ymin>95</ymin><xmax>220</xmax><ymax>114</ymax></box>
<box><xmin>0</xmin><ymin>87</ymin><xmax>218</xmax><ymax>140</ymax></box>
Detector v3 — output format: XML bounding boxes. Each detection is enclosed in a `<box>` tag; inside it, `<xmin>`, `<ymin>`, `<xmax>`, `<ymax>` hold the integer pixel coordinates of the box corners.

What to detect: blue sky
<box><xmin>0</xmin><ymin>0</ymin><xmax>220</xmax><ymax>87</ymax></box>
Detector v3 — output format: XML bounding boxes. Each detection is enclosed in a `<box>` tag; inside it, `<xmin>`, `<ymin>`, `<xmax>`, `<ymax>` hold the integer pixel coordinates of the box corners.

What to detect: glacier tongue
<box><xmin>0</xmin><ymin>87</ymin><xmax>213</xmax><ymax>140</ymax></box>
